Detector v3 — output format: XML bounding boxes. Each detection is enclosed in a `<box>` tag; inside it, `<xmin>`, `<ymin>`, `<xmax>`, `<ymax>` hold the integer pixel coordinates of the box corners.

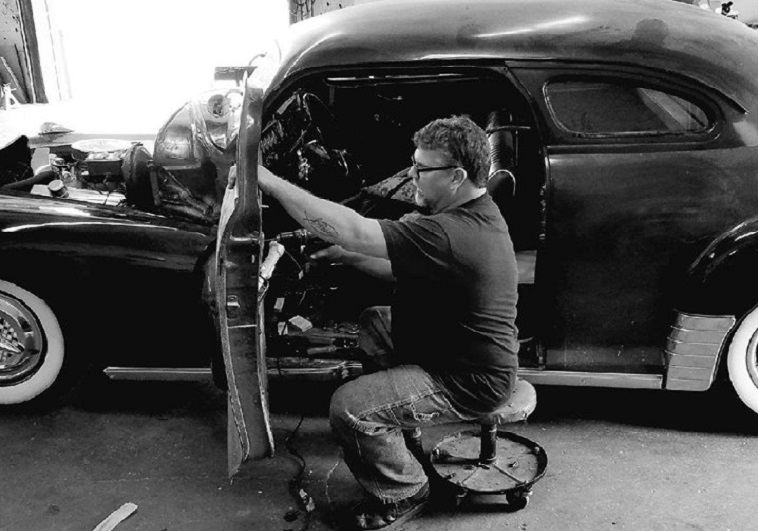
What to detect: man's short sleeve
<box><xmin>378</xmin><ymin>217</ymin><xmax>451</xmax><ymax>278</ymax></box>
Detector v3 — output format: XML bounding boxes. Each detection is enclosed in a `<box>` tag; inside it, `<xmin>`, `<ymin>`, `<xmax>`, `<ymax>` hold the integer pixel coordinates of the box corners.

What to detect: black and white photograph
<box><xmin>2</xmin><ymin>1</ymin><xmax>758</xmax><ymax>529</ymax></box>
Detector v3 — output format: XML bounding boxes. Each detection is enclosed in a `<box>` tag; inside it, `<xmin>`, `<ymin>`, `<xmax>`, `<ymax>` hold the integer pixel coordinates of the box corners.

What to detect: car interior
<box><xmin>257</xmin><ymin>67</ymin><xmax>546</xmax><ymax>375</ymax></box>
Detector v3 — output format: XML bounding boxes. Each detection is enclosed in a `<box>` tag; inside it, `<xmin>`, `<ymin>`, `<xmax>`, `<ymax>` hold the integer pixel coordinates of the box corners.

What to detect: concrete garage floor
<box><xmin>1</xmin><ymin>375</ymin><xmax>757</xmax><ymax>531</ymax></box>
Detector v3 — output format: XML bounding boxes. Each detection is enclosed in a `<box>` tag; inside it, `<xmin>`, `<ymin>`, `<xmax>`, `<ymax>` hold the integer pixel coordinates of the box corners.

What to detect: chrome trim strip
<box><xmin>104</xmin><ymin>363</ymin><xmax>364</xmax><ymax>382</ymax></box>
<box><xmin>103</xmin><ymin>367</ymin><xmax>213</xmax><ymax>381</ymax></box>
<box><xmin>673</xmin><ymin>313</ymin><xmax>735</xmax><ymax>331</ymax></box>
<box><xmin>106</xmin><ymin>366</ymin><xmax>665</xmax><ymax>388</ymax></box>
<box><xmin>518</xmin><ymin>369</ymin><xmax>662</xmax><ymax>389</ymax></box>
<box><xmin>664</xmin><ymin>312</ymin><xmax>736</xmax><ymax>391</ymax></box>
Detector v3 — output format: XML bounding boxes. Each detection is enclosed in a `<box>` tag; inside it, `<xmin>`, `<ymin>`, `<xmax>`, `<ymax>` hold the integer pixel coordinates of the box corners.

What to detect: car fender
<box><xmin>650</xmin><ymin>220</ymin><xmax>758</xmax><ymax>393</ymax></box>
<box><xmin>0</xmin><ymin>192</ymin><xmax>220</xmax><ymax>400</ymax></box>
<box><xmin>0</xmin><ymin>192</ymin><xmax>218</xmax><ymax>346</ymax></box>
<box><xmin>680</xmin><ymin>216</ymin><xmax>758</xmax><ymax>318</ymax></box>
<box><xmin>0</xmin><ymin>192</ymin><xmax>215</xmax><ymax>276</ymax></box>
<box><xmin>153</xmin><ymin>89</ymin><xmax>237</xmax><ymax>201</ymax></box>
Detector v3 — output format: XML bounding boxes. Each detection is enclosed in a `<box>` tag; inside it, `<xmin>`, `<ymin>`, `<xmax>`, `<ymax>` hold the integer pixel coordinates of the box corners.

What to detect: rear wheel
<box><xmin>726</xmin><ymin>307</ymin><xmax>758</xmax><ymax>414</ymax></box>
<box><xmin>0</xmin><ymin>280</ymin><xmax>65</xmax><ymax>405</ymax></box>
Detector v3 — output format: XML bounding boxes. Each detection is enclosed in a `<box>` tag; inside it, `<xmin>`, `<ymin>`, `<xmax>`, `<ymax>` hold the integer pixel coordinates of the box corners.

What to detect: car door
<box><xmin>512</xmin><ymin>64</ymin><xmax>753</xmax><ymax>374</ymax></box>
<box><xmin>215</xmin><ymin>77</ymin><xmax>273</xmax><ymax>478</ymax></box>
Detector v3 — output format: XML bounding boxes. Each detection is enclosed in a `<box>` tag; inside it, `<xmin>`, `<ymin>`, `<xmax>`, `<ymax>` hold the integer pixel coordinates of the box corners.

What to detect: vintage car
<box><xmin>0</xmin><ymin>133</ymin><xmax>224</xmax><ymax>405</ymax></box>
<box><xmin>210</xmin><ymin>0</ymin><xmax>758</xmax><ymax>469</ymax></box>
<box><xmin>2</xmin><ymin>0</ymin><xmax>758</xmax><ymax>456</ymax></box>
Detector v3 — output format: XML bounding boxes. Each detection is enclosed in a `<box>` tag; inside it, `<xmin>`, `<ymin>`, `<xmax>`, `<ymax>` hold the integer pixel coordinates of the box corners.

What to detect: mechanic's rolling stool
<box><xmin>428</xmin><ymin>378</ymin><xmax>547</xmax><ymax>510</ymax></box>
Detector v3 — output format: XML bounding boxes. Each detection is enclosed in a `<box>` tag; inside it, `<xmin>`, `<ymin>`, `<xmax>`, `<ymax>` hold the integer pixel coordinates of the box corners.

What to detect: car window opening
<box><xmin>259</xmin><ymin>70</ymin><xmax>546</xmax><ymax>369</ymax></box>
<box><xmin>262</xmin><ymin>70</ymin><xmax>545</xmax><ymax>250</ymax></box>
<box><xmin>546</xmin><ymin>80</ymin><xmax>712</xmax><ymax>137</ymax></box>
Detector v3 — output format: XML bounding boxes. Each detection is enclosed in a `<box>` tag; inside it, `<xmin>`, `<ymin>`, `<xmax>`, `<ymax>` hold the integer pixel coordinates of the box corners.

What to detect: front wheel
<box><xmin>0</xmin><ymin>280</ymin><xmax>65</xmax><ymax>405</ymax></box>
<box><xmin>726</xmin><ymin>307</ymin><xmax>758</xmax><ymax>414</ymax></box>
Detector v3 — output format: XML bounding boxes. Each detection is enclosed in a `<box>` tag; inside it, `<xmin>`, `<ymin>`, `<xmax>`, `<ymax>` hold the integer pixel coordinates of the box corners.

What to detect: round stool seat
<box><xmin>428</xmin><ymin>378</ymin><xmax>547</xmax><ymax>510</ymax></box>
<box><xmin>478</xmin><ymin>378</ymin><xmax>537</xmax><ymax>425</ymax></box>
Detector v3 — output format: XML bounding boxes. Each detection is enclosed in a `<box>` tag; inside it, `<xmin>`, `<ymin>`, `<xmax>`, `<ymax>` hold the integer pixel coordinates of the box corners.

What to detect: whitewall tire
<box><xmin>727</xmin><ymin>307</ymin><xmax>758</xmax><ymax>415</ymax></box>
<box><xmin>0</xmin><ymin>280</ymin><xmax>65</xmax><ymax>405</ymax></box>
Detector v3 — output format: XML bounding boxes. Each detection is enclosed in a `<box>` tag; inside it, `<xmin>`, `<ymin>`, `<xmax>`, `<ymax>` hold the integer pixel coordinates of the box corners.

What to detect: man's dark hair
<box><xmin>413</xmin><ymin>115</ymin><xmax>490</xmax><ymax>187</ymax></box>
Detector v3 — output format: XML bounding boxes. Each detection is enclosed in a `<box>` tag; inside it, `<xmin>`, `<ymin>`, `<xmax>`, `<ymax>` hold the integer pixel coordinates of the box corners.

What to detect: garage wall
<box><xmin>301</xmin><ymin>0</ymin><xmax>758</xmax><ymax>24</ymax></box>
<box><xmin>28</xmin><ymin>0</ymin><xmax>288</xmax><ymax>131</ymax></box>
<box><xmin>292</xmin><ymin>0</ymin><xmax>399</xmax><ymax>21</ymax></box>
<box><xmin>292</xmin><ymin>0</ymin><xmax>353</xmax><ymax>21</ymax></box>
<box><xmin>735</xmin><ymin>0</ymin><xmax>758</xmax><ymax>23</ymax></box>
<box><xmin>682</xmin><ymin>0</ymin><xmax>758</xmax><ymax>22</ymax></box>
<box><xmin>46</xmin><ymin>0</ymin><xmax>288</xmax><ymax>102</ymax></box>
<box><xmin>0</xmin><ymin>0</ymin><xmax>30</xmax><ymax>101</ymax></box>
<box><xmin>12</xmin><ymin>0</ymin><xmax>758</xmax><ymax>116</ymax></box>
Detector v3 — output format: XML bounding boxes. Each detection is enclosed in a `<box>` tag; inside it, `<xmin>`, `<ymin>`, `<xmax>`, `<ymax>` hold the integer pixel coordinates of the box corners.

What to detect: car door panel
<box><xmin>542</xmin><ymin>149</ymin><xmax>755</xmax><ymax>371</ymax></box>
<box><xmin>215</xmin><ymin>82</ymin><xmax>273</xmax><ymax>478</ymax></box>
<box><xmin>513</xmin><ymin>66</ymin><xmax>758</xmax><ymax>374</ymax></box>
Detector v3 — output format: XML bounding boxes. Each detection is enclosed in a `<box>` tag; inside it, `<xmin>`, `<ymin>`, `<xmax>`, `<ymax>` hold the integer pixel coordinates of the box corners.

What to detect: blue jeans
<box><xmin>329</xmin><ymin>306</ymin><xmax>478</xmax><ymax>503</ymax></box>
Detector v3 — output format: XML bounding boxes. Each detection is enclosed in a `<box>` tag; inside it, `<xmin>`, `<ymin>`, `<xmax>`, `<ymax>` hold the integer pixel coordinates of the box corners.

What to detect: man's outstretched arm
<box><xmin>258</xmin><ymin>166</ymin><xmax>388</xmax><ymax>260</ymax></box>
<box><xmin>310</xmin><ymin>245</ymin><xmax>394</xmax><ymax>282</ymax></box>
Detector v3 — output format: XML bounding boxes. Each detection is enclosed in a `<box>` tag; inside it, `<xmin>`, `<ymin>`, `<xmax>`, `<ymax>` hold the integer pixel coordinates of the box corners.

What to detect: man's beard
<box><xmin>414</xmin><ymin>188</ymin><xmax>426</xmax><ymax>207</ymax></box>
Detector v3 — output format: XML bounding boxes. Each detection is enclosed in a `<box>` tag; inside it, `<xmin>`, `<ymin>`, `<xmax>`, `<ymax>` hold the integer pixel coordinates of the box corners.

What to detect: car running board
<box><xmin>518</xmin><ymin>369</ymin><xmax>662</xmax><ymax>389</ymax></box>
<box><xmin>104</xmin><ymin>366</ymin><xmax>664</xmax><ymax>390</ymax></box>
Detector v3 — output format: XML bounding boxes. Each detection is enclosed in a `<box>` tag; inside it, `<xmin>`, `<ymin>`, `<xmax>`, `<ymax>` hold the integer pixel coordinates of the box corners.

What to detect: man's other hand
<box><xmin>310</xmin><ymin>244</ymin><xmax>347</xmax><ymax>264</ymax></box>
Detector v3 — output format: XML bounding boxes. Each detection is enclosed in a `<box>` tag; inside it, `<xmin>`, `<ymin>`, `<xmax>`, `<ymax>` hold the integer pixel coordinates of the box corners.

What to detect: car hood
<box><xmin>0</xmin><ymin>191</ymin><xmax>215</xmax><ymax>235</ymax></box>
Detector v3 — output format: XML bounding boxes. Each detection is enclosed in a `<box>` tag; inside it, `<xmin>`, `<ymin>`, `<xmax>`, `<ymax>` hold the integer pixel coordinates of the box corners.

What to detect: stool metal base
<box><xmin>429</xmin><ymin>429</ymin><xmax>547</xmax><ymax>510</ymax></box>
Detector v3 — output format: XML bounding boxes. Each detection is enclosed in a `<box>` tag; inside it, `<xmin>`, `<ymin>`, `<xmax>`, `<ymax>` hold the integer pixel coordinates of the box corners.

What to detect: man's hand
<box><xmin>227</xmin><ymin>165</ymin><xmax>237</xmax><ymax>189</ymax></box>
<box><xmin>227</xmin><ymin>165</ymin><xmax>271</xmax><ymax>191</ymax></box>
<box><xmin>310</xmin><ymin>244</ymin><xmax>395</xmax><ymax>281</ymax></box>
<box><xmin>309</xmin><ymin>244</ymin><xmax>348</xmax><ymax>264</ymax></box>
<box><xmin>249</xmin><ymin>164</ymin><xmax>388</xmax><ymax>260</ymax></box>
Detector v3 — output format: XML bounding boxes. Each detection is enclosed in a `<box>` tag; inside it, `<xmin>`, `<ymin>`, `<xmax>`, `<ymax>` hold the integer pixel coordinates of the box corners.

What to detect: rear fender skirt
<box><xmin>664</xmin><ymin>312</ymin><xmax>736</xmax><ymax>391</ymax></box>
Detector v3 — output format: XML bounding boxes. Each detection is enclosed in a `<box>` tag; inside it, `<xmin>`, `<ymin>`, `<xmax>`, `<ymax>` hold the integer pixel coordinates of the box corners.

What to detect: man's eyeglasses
<box><xmin>410</xmin><ymin>157</ymin><xmax>462</xmax><ymax>175</ymax></box>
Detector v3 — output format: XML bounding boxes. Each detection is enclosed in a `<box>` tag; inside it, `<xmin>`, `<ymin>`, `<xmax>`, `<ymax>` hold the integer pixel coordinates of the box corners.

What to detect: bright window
<box><xmin>546</xmin><ymin>80</ymin><xmax>710</xmax><ymax>136</ymax></box>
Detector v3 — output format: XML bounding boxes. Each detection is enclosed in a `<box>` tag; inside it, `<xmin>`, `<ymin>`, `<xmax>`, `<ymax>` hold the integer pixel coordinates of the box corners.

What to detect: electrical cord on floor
<box><xmin>284</xmin><ymin>412</ymin><xmax>314</xmax><ymax>531</ymax></box>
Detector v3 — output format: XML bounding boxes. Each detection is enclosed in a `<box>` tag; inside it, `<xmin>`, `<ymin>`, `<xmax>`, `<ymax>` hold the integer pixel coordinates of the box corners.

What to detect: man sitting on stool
<box><xmin>257</xmin><ymin>115</ymin><xmax>519</xmax><ymax>530</ymax></box>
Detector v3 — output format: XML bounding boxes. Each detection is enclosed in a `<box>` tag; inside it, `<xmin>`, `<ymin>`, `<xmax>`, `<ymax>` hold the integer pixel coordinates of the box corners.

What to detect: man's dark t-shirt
<box><xmin>378</xmin><ymin>193</ymin><xmax>519</xmax><ymax>415</ymax></box>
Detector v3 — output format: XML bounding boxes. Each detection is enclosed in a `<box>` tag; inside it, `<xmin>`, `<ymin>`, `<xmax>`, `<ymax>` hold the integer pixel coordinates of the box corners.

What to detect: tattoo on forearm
<box><xmin>304</xmin><ymin>214</ymin><xmax>339</xmax><ymax>239</ymax></box>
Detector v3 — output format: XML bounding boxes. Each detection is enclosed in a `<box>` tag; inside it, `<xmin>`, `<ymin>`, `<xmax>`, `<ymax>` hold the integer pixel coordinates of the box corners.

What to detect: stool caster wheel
<box><xmin>505</xmin><ymin>489</ymin><xmax>531</xmax><ymax>511</ymax></box>
<box><xmin>429</xmin><ymin>475</ymin><xmax>466</xmax><ymax>510</ymax></box>
<box><xmin>452</xmin><ymin>490</ymin><xmax>467</xmax><ymax>509</ymax></box>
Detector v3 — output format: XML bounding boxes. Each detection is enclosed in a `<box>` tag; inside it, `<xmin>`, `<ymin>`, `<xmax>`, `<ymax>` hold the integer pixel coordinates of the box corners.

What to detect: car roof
<box><xmin>271</xmin><ymin>0</ymin><xmax>758</xmax><ymax>114</ymax></box>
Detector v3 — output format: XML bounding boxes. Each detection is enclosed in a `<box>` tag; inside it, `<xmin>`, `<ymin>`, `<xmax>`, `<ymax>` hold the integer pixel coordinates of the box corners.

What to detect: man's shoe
<box><xmin>349</xmin><ymin>483</ymin><xmax>430</xmax><ymax>530</ymax></box>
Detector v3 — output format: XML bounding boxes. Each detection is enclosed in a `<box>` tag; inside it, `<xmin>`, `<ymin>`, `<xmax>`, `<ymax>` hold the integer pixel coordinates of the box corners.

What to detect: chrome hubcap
<box><xmin>0</xmin><ymin>295</ymin><xmax>44</xmax><ymax>385</ymax></box>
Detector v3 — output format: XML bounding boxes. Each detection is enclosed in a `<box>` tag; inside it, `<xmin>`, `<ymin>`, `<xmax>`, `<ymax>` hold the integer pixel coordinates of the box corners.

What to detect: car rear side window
<box><xmin>545</xmin><ymin>80</ymin><xmax>710</xmax><ymax>137</ymax></box>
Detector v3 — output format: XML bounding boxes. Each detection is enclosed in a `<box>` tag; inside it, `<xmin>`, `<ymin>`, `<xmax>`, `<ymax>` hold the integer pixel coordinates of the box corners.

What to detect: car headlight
<box><xmin>190</xmin><ymin>89</ymin><xmax>244</xmax><ymax>152</ymax></box>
